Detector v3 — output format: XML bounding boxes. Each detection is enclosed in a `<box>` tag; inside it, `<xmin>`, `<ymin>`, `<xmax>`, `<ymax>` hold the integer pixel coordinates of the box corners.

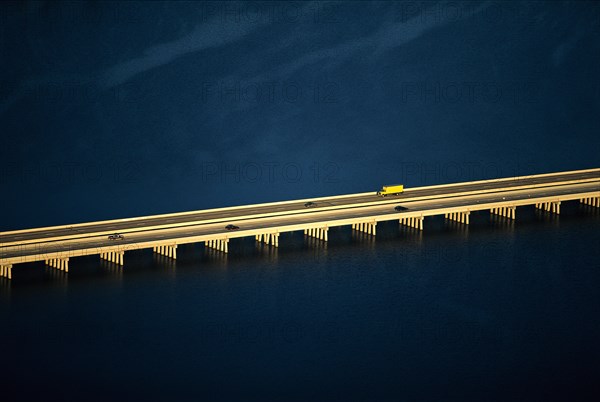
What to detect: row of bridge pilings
<box><xmin>535</xmin><ymin>201</ymin><xmax>561</xmax><ymax>214</ymax></box>
<box><xmin>352</xmin><ymin>222</ymin><xmax>377</xmax><ymax>235</ymax></box>
<box><xmin>580</xmin><ymin>197</ymin><xmax>599</xmax><ymax>207</ymax></box>
<box><xmin>206</xmin><ymin>239</ymin><xmax>229</xmax><ymax>252</ymax></box>
<box><xmin>399</xmin><ymin>217</ymin><xmax>424</xmax><ymax>230</ymax></box>
<box><xmin>305</xmin><ymin>227</ymin><xmax>329</xmax><ymax>241</ymax></box>
<box><xmin>490</xmin><ymin>206</ymin><xmax>516</xmax><ymax>219</ymax></box>
<box><xmin>0</xmin><ymin>264</ymin><xmax>13</xmax><ymax>279</ymax></box>
<box><xmin>46</xmin><ymin>257</ymin><xmax>70</xmax><ymax>272</ymax></box>
<box><xmin>445</xmin><ymin>211</ymin><xmax>470</xmax><ymax>224</ymax></box>
<box><xmin>256</xmin><ymin>233</ymin><xmax>279</xmax><ymax>247</ymax></box>
<box><xmin>154</xmin><ymin>245</ymin><xmax>178</xmax><ymax>258</ymax></box>
<box><xmin>100</xmin><ymin>251</ymin><xmax>124</xmax><ymax>265</ymax></box>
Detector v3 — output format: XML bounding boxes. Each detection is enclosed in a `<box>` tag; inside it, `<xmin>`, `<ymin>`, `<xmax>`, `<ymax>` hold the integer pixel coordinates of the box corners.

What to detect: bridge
<box><xmin>1</xmin><ymin>168</ymin><xmax>599</xmax><ymax>280</ymax></box>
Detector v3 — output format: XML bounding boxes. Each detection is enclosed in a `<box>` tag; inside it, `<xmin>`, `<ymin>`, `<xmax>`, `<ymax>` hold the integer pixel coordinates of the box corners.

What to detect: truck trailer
<box><xmin>377</xmin><ymin>184</ymin><xmax>404</xmax><ymax>196</ymax></box>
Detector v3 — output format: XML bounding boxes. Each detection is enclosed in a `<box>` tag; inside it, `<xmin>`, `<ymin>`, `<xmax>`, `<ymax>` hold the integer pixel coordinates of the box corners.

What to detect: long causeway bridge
<box><xmin>1</xmin><ymin>168</ymin><xmax>599</xmax><ymax>280</ymax></box>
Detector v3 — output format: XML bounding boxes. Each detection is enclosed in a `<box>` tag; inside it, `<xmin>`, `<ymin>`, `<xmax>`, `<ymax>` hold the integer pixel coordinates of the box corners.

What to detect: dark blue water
<box><xmin>1</xmin><ymin>1</ymin><xmax>599</xmax><ymax>230</ymax></box>
<box><xmin>2</xmin><ymin>207</ymin><xmax>600</xmax><ymax>401</ymax></box>
<box><xmin>1</xmin><ymin>1</ymin><xmax>600</xmax><ymax>400</ymax></box>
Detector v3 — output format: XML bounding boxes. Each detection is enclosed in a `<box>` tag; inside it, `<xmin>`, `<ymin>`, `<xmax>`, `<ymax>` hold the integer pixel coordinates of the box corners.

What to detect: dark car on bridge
<box><xmin>108</xmin><ymin>233</ymin><xmax>125</xmax><ymax>240</ymax></box>
<box><xmin>394</xmin><ymin>205</ymin><xmax>409</xmax><ymax>212</ymax></box>
<box><xmin>304</xmin><ymin>202</ymin><xmax>317</xmax><ymax>207</ymax></box>
<box><xmin>225</xmin><ymin>224</ymin><xmax>239</xmax><ymax>231</ymax></box>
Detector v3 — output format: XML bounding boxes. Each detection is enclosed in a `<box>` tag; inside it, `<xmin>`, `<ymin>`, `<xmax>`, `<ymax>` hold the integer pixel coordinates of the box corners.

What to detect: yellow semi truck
<box><xmin>377</xmin><ymin>184</ymin><xmax>404</xmax><ymax>197</ymax></box>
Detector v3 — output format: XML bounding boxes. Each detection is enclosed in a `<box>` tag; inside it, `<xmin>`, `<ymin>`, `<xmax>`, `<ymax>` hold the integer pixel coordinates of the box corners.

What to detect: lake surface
<box><xmin>2</xmin><ymin>205</ymin><xmax>599</xmax><ymax>401</ymax></box>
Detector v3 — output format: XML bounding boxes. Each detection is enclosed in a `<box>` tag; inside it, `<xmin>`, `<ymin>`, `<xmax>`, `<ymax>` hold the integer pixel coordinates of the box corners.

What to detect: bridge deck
<box><xmin>2</xmin><ymin>168</ymin><xmax>599</xmax><ymax>247</ymax></box>
<box><xmin>1</xmin><ymin>175</ymin><xmax>598</xmax><ymax>269</ymax></box>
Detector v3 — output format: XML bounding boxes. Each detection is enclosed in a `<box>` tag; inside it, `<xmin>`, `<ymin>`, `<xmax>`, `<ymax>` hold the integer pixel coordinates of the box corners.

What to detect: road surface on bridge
<box><xmin>2</xmin><ymin>168</ymin><xmax>598</xmax><ymax>247</ymax></box>
<box><xmin>2</xmin><ymin>180</ymin><xmax>597</xmax><ymax>263</ymax></box>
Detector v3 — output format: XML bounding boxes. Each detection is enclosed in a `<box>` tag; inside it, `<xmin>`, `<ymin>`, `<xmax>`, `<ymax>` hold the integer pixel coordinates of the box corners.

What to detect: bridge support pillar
<box><xmin>445</xmin><ymin>211</ymin><xmax>470</xmax><ymax>224</ymax></box>
<box><xmin>153</xmin><ymin>245</ymin><xmax>178</xmax><ymax>259</ymax></box>
<box><xmin>305</xmin><ymin>227</ymin><xmax>329</xmax><ymax>241</ymax></box>
<box><xmin>580</xmin><ymin>197</ymin><xmax>599</xmax><ymax>207</ymax></box>
<box><xmin>257</xmin><ymin>233</ymin><xmax>279</xmax><ymax>247</ymax></box>
<box><xmin>45</xmin><ymin>258</ymin><xmax>70</xmax><ymax>272</ymax></box>
<box><xmin>399</xmin><ymin>216</ymin><xmax>423</xmax><ymax>230</ymax></box>
<box><xmin>0</xmin><ymin>265</ymin><xmax>12</xmax><ymax>279</ymax></box>
<box><xmin>206</xmin><ymin>239</ymin><xmax>230</xmax><ymax>252</ymax></box>
<box><xmin>490</xmin><ymin>206</ymin><xmax>515</xmax><ymax>219</ymax></box>
<box><xmin>535</xmin><ymin>201</ymin><xmax>561</xmax><ymax>214</ymax></box>
<box><xmin>100</xmin><ymin>252</ymin><xmax>124</xmax><ymax>265</ymax></box>
<box><xmin>352</xmin><ymin>222</ymin><xmax>377</xmax><ymax>235</ymax></box>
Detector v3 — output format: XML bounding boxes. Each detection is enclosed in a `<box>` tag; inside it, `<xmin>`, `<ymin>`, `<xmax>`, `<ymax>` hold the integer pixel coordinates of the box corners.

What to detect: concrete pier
<box><xmin>490</xmin><ymin>206</ymin><xmax>516</xmax><ymax>219</ymax></box>
<box><xmin>0</xmin><ymin>265</ymin><xmax>12</xmax><ymax>279</ymax></box>
<box><xmin>580</xmin><ymin>197</ymin><xmax>599</xmax><ymax>207</ymax></box>
<box><xmin>399</xmin><ymin>216</ymin><xmax>424</xmax><ymax>230</ymax></box>
<box><xmin>153</xmin><ymin>245</ymin><xmax>178</xmax><ymax>259</ymax></box>
<box><xmin>535</xmin><ymin>201</ymin><xmax>561</xmax><ymax>214</ymax></box>
<box><xmin>305</xmin><ymin>227</ymin><xmax>329</xmax><ymax>241</ymax></box>
<box><xmin>256</xmin><ymin>233</ymin><xmax>279</xmax><ymax>247</ymax></box>
<box><xmin>352</xmin><ymin>222</ymin><xmax>377</xmax><ymax>235</ymax></box>
<box><xmin>100</xmin><ymin>251</ymin><xmax>124</xmax><ymax>265</ymax></box>
<box><xmin>445</xmin><ymin>211</ymin><xmax>470</xmax><ymax>224</ymax></box>
<box><xmin>206</xmin><ymin>238</ymin><xmax>230</xmax><ymax>252</ymax></box>
<box><xmin>45</xmin><ymin>258</ymin><xmax>70</xmax><ymax>272</ymax></box>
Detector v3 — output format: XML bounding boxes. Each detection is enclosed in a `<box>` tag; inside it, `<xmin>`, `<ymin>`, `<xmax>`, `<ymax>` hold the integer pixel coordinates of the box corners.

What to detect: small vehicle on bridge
<box><xmin>394</xmin><ymin>205</ymin><xmax>409</xmax><ymax>211</ymax></box>
<box><xmin>377</xmin><ymin>184</ymin><xmax>404</xmax><ymax>197</ymax></box>
<box><xmin>304</xmin><ymin>202</ymin><xmax>317</xmax><ymax>207</ymax></box>
<box><xmin>108</xmin><ymin>233</ymin><xmax>125</xmax><ymax>240</ymax></box>
<box><xmin>225</xmin><ymin>224</ymin><xmax>239</xmax><ymax>231</ymax></box>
